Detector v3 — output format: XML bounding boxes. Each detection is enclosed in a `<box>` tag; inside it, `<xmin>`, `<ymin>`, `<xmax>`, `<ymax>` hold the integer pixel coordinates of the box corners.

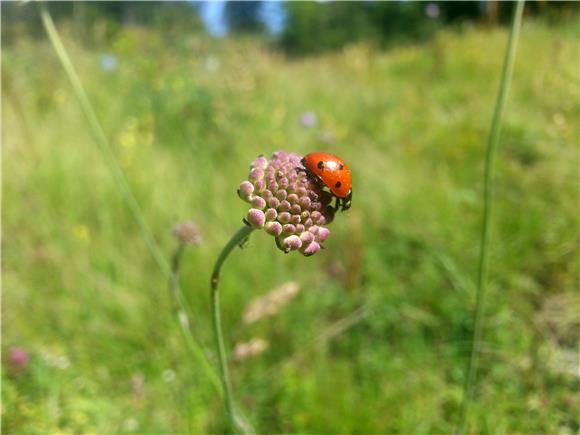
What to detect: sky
<box><xmin>198</xmin><ymin>1</ymin><xmax>286</xmax><ymax>37</ymax></box>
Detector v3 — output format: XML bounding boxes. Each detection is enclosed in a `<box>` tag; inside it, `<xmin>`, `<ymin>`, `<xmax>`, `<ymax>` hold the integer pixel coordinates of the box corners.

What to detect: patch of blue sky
<box><xmin>196</xmin><ymin>1</ymin><xmax>286</xmax><ymax>37</ymax></box>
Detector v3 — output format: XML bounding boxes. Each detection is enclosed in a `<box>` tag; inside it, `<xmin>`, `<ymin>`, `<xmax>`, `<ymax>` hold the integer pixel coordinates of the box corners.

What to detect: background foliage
<box><xmin>3</xmin><ymin>1</ymin><xmax>579</xmax><ymax>433</ymax></box>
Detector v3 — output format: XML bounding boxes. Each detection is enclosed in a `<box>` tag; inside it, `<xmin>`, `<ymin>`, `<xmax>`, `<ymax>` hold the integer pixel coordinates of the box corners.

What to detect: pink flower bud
<box><xmin>302</xmin><ymin>241</ymin><xmax>321</xmax><ymax>257</ymax></box>
<box><xmin>300</xmin><ymin>231</ymin><xmax>315</xmax><ymax>245</ymax></box>
<box><xmin>265</xmin><ymin>208</ymin><xmax>278</xmax><ymax>221</ymax></box>
<box><xmin>282</xmin><ymin>235</ymin><xmax>302</xmax><ymax>252</ymax></box>
<box><xmin>262</xmin><ymin>189</ymin><xmax>273</xmax><ymax>201</ymax></box>
<box><xmin>268</xmin><ymin>197</ymin><xmax>281</xmax><ymax>209</ymax></box>
<box><xmin>238</xmin><ymin>181</ymin><xmax>254</xmax><ymax>200</ymax></box>
<box><xmin>173</xmin><ymin>221</ymin><xmax>203</xmax><ymax>245</ymax></box>
<box><xmin>279</xmin><ymin>200</ymin><xmax>291</xmax><ymax>212</ymax></box>
<box><xmin>287</xmin><ymin>194</ymin><xmax>299</xmax><ymax>204</ymax></box>
<box><xmin>251</xmin><ymin>196</ymin><xmax>267</xmax><ymax>210</ymax></box>
<box><xmin>298</xmin><ymin>196</ymin><xmax>311</xmax><ymax>209</ymax></box>
<box><xmin>249</xmin><ymin>168</ymin><xmax>264</xmax><ymax>182</ymax></box>
<box><xmin>252</xmin><ymin>155</ymin><xmax>268</xmax><ymax>169</ymax></box>
<box><xmin>247</xmin><ymin>209</ymin><xmax>266</xmax><ymax>229</ymax></box>
<box><xmin>265</xmin><ymin>221</ymin><xmax>283</xmax><ymax>236</ymax></box>
<box><xmin>278</xmin><ymin>212</ymin><xmax>291</xmax><ymax>224</ymax></box>
<box><xmin>317</xmin><ymin>227</ymin><xmax>330</xmax><ymax>242</ymax></box>
<box><xmin>297</xmin><ymin>187</ymin><xmax>308</xmax><ymax>197</ymax></box>
<box><xmin>254</xmin><ymin>180</ymin><xmax>266</xmax><ymax>192</ymax></box>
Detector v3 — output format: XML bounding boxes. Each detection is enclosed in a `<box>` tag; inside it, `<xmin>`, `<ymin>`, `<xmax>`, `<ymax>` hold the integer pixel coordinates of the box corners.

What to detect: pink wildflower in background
<box><xmin>9</xmin><ymin>347</ymin><xmax>29</xmax><ymax>371</ymax></box>
<box><xmin>299</xmin><ymin>111</ymin><xmax>317</xmax><ymax>128</ymax></box>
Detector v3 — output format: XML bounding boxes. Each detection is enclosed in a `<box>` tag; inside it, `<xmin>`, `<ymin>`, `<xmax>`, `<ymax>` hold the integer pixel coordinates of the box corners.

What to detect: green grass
<box><xmin>3</xmin><ymin>15</ymin><xmax>579</xmax><ymax>434</ymax></box>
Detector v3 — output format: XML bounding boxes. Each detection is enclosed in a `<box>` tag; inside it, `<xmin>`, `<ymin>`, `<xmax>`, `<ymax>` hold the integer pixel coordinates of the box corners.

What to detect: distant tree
<box><xmin>2</xmin><ymin>1</ymin><xmax>204</xmax><ymax>47</ymax></box>
<box><xmin>368</xmin><ymin>1</ymin><xmax>437</xmax><ymax>43</ymax></box>
<box><xmin>225</xmin><ymin>1</ymin><xmax>265</xmax><ymax>34</ymax></box>
<box><xmin>281</xmin><ymin>2</ymin><xmax>376</xmax><ymax>54</ymax></box>
<box><xmin>280</xmin><ymin>0</ymin><xmax>580</xmax><ymax>56</ymax></box>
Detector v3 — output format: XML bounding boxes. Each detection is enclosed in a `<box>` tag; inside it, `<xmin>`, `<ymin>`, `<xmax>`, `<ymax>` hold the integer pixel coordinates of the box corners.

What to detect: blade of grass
<box><xmin>39</xmin><ymin>1</ymin><xmax>220</xmax><ymax>394</ymax></box>
<box><xmin>456</xmin><ymin>1</ymin><xmax>525</xmax><ymax>434</ymax></box>
<box><xmin>39</xmin><ymin>2</ymin><xmax>168</xmax><ymax>277</ymax></box>
<box><xmin>170</xmin><ymin>244</ymin><xmax>222</xmax><ymax>393</ymax></box>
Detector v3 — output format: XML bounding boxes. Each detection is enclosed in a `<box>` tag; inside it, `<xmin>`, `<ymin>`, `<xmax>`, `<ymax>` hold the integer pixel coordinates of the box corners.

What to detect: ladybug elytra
<box><xmin>301</xmin><ymin>151</ymin><xmax>352</xmax><ymax>212</ymax></box>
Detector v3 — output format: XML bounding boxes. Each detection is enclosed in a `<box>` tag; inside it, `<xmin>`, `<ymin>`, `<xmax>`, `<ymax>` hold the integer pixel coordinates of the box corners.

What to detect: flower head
<box><xmin>9</xmin><ymin>347</ymin><xmax>29</xmax><ymax>371</ymax></box>
<box><xmin>238</xmin><ymin>151</ymin><xmax>335</xmax><ymax>256</ymax></box>
<box><xmin>299</xmin><ymin>111</ymin><xmax>317</xmax><ymax>128</ymax></box>
<box><xmin>234</xmin><ymin>338</ymin><xmax>269</xmax><ymax>361</ymax></box>
<box><xmin>243</xmin><ymin>281</ymin><xmax>300</xmax><ymax>324</ymax></box>
<box><xmin>100</xmin><ymin>53</ymin><xmax>118</xmax><ymax>72</ymax></box>
<box><xmin>425</xmin><ymin>3</ymin><xmax>440</xmax><ymax>19</ymax></box>
<box><xmin>173</xmin><ymin>221</ymin><xmax>203</xmax><ymax>245</ymax></box>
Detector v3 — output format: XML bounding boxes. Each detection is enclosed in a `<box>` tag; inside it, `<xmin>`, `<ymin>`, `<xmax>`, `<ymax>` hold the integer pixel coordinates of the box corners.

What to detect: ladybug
<box><xmin>301</xmin><ymin>151</ymin><xmax>352</xmax><ymax>212</ymax></box>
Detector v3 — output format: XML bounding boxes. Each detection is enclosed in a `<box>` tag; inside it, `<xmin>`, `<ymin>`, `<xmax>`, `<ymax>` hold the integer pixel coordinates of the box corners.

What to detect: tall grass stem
<box><xmin>210</xmin><ymin>225</ymin><xmax>255</xmax><ymax>433</ymax></box>
<box><xmin>456</xmin><ymin>1</ymin><xmax>525</xmax><ymax>434</ymax></box>
<box><xmin>39</xmin><ymin>2</ymin><xmax>220</xmax><ymax>395</ymax></box>
<box><xmin>170</xmin><ymin>244</ymin><xmax>222</xmax><ymax>393</ymax></box>
<box><xmin>40</xmin><ymin>3</ymin><xmax>168</xmax><ymax>277</ymax></box>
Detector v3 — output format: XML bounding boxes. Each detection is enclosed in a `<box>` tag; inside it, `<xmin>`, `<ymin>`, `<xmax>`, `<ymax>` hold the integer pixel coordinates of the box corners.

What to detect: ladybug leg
<box><xmin>341</xmin><ymin>189</ymin><xmax>352</xmax><ymax>212</ymax></box>
<box><xmin>333</xmin><ymin>196</ymin><xmax>341</xmax><ymax>213</ymax></box>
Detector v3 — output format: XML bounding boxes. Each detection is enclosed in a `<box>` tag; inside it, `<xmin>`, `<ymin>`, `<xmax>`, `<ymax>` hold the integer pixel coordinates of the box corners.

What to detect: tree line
<box><xmin>3</xmin><ymin>1</ymin><xmax>577</xmax><ymax>54</ymax></box>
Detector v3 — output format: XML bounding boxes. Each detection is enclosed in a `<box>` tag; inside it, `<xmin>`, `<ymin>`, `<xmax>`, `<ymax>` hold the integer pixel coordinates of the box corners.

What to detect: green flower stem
<box><xmin>210</xmin><ymin>225</ymin><xmax>255</xmax><ymax>432</ymax></box>
<box><xmin>456</xmin><ymin>1</ymin><xmax>525</xmax><ymax>434</ymax></box>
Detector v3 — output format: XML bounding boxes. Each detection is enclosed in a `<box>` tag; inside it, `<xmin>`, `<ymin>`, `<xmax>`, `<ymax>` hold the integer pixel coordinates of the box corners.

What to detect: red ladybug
<box><xmin>301</xmin><ymin>151</ymin><xmax>352</xmax><ymax>211</ymax></box>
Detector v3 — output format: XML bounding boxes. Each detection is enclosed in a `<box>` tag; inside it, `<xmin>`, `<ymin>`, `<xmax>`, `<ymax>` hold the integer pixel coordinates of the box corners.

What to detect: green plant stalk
<box><xmin>456</xmin><ymin>1</ymin><xmax>525</xmax><ymax>434</ymax></box>
<box><xmin>40</xmin><ymin>2</ymin><xmax>221</xmax><ymax>394</ymax></box>
<box><xmin>170</xmin><ymin>244</ymin><xmax>222</xmax><ymax>394</ymax></box>
<box><xmin>210</xmin><ymin>225</ymin><xmax>255</xmax><ymax>432</ymax></box>
<box><xmin>39</xmin><ymin>3</ymin><xmax>168</xmax><ymax>277</ymax></box>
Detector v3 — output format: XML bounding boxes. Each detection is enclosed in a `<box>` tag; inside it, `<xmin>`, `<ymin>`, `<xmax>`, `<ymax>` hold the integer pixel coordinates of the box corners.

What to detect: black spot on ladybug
<box><xmin>339</xmin><ymin>164</ymin><xmax>344</xmax><ymax>170</ymax></box>
<box><xmin>335</xmin><ymin>181</ymin><xmax>342</xmax><ymax>188</ymax></box>
<box><xmin>317</xmin><ymin>161</ymin><xmax>324</xmax><ymax>170</ymax></box>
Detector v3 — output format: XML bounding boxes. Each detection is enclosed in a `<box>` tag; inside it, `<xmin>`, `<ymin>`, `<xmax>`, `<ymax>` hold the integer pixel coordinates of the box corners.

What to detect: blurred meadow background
<box><xmin>3</xmin><ymin>1</ymin><xmax>579</xmax><ymax>433</ymax></box>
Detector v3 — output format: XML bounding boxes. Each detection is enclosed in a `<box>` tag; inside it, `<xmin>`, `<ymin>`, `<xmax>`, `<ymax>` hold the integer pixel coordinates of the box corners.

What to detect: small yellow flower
<box><xmin>72</xmin><ymin>224</ymin><xmax>90</xmax><ymax>244</ymax></box>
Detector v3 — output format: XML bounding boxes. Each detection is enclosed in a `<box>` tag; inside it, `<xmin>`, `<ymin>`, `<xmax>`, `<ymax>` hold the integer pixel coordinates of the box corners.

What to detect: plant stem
<box><xmin>170</xmin><ymin>244</ymin><xmax>222</xmax><ymax>393</ymax></box>
<box><xmin>39</xmin><ymin>2</ymin><xmax>169</xmax><ymax>277</ymax></box>
<box><xmin>210</xmin><ymin>225</ymin><xmax>255</xmax><ymax>432</ymax></box>
<box><xmin>456</xmin><ymin>1</ymin><xmax>525</xmax><ymax>434</ymax></box>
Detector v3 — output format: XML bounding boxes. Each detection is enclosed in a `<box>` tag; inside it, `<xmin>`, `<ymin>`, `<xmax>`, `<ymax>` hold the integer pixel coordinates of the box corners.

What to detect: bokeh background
<box><xmin>3</xmin><ymin>1</ymin><xmax>579</xmax><ymax>433</ymax></box>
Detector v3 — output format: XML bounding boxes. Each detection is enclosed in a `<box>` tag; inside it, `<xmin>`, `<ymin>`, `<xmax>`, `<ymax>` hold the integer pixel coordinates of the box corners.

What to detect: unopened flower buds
<box><xmin>238</xmin><ymin>151</ymin><xmax>334</xmax><ymax>256</ymax></box>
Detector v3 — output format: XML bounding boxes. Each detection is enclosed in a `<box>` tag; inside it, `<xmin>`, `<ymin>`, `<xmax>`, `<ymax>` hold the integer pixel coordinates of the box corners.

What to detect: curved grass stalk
<box><xmin>210</xmin><ymin>225</ymin><xmax>255</xmax><ymax>433</ymax></box>
<box><xmin>39</xmin><ymin>2</ymin><xmax>220</xmax><ymax>395</ymax></box>
<box><xmin>170</xmin><ymin>244</ymin><xmax>222</xmax><ymax>393</ymax></box>
<box><xmin>456</xmin><ymin>1</ymin><xmax>525</xmax><ymax>434</ymax></box>
<box><xmin>39</xmin><ymin>3</ymin><xmax>168</xmax><ymax>277</ymax></box>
